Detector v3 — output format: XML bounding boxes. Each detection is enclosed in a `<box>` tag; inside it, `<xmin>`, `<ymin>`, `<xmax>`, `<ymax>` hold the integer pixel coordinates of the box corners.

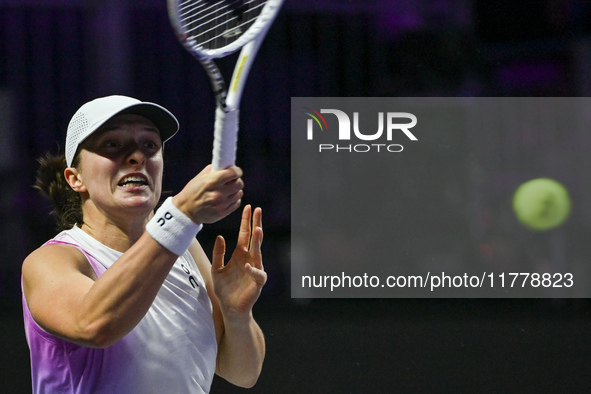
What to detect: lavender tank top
<box><xmin>22</xmin><ymin>226</ymin><xmax>217</xmax><ymax>393</ymax></box>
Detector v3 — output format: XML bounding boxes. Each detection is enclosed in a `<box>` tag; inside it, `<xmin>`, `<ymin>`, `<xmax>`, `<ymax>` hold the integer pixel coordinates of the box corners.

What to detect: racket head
<box><xmin>167</xmin><ymin>0</ymin><xmax>284</xmax><ymax>60</ymax></box>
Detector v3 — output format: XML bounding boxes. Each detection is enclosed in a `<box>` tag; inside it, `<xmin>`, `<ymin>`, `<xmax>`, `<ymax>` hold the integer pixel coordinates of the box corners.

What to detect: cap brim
<box><xmin>117</xmin><ymin>102</ymin><xmax>179</xmax><ymax>142</ymax></box>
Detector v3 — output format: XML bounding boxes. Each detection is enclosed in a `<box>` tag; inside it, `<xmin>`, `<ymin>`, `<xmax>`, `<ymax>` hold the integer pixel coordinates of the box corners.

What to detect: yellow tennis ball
<box><xmin>512</xmin><ymin>178</ymin><xmax>571</xmax><ymax>231</ymax></box>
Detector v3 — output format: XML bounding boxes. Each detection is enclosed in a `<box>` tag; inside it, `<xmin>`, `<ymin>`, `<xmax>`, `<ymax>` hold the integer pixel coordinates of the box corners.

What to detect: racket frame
<box><xmin>167</xmin><ymin>0</ymin><xmax>284</xmax><ymax>169</ymax></box>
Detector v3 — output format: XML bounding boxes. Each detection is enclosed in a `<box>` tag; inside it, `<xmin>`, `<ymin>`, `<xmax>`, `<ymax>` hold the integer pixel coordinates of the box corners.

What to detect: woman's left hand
<box><xmin>211</xmin><ymin>205</ymin><xmax>266</xmax><ymax>321</ymax></box>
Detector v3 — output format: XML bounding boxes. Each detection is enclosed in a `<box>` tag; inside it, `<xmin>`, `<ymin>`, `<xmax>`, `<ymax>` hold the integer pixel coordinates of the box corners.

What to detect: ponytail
<box><xmin>35</xmin><ymin>152</ymin><xmax>82</xmax><ymax>231</ymax></box>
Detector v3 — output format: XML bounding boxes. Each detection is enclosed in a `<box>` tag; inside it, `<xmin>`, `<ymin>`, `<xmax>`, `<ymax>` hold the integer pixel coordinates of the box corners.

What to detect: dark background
<box><xmin>2</xmin><ymin>0</ymin><xmax>591</xmax><ymax>392</ymax></box>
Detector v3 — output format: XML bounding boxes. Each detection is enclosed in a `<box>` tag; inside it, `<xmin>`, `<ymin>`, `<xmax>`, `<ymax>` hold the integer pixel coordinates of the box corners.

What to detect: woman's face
<box><xmin>75</xmin><ymin>114</ymin><xmax>165</xmax><ymax>217</ymax></box>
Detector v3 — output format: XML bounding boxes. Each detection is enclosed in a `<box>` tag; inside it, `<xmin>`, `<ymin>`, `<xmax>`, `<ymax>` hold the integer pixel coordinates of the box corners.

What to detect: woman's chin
<box><xmin>116</xmin><ymin>194</ymin><xmax>158</xmax><ymax>212</ymax></box>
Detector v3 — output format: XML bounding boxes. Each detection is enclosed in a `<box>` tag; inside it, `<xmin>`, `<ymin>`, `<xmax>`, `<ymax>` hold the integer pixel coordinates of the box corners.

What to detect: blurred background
<box><xmin>2</xmin><ymin>0</ymin><xmax>591</xmax><ymax>392</ymax></box>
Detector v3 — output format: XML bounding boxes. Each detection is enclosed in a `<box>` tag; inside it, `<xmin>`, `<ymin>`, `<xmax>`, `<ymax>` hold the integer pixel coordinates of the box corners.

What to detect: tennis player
<box><xmin>21</xmin><ymin>95</ymin><xmax>266</xmax><ymax>393</ymax></box>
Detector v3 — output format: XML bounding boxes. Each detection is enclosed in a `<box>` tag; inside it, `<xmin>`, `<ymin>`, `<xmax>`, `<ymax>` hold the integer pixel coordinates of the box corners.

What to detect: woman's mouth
<box><xmin>118</xmin><ymin>175</ymin><xmax>148</xmax><ymax>188</ymax></box>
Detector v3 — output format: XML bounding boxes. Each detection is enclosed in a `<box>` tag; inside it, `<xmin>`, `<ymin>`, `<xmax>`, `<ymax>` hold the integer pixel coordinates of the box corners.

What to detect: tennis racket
<box><xmin>167</xmin><ymin>0</ymin><xmax>284</xmax><ymax>170</ymax></box>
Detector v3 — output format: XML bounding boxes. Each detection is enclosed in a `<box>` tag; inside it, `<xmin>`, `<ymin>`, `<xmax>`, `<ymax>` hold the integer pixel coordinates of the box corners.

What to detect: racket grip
<box><xmin>212</xmin><ymin>107</ymin><xmax>239</xmax><ymax>171</ymax></box>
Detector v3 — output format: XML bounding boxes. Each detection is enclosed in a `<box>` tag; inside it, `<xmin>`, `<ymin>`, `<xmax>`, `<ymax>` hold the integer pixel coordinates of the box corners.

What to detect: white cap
<box><xmin>65</xmin><ymin>95</ymin><xmax>179</xmax><ymax>166</ymax></box>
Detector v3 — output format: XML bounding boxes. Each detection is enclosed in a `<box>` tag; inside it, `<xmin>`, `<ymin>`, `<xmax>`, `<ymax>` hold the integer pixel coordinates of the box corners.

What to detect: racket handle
<box><xmin>212</xmin><ymin>107</ymin><xmax>239</xmax><ymax>171</ymax></box>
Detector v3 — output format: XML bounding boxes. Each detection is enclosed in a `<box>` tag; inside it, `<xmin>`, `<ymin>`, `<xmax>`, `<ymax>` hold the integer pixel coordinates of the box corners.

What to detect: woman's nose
<box><xmin>126</xmin><ymin>146</ymin><xmax>146</xmax><ymax>166</ymax></box>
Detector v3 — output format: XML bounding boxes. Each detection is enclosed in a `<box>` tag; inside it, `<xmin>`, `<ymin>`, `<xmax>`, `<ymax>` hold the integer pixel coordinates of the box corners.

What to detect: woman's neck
<box><xmin>80</xmin><ymin>202</ymin><xmax>151</xmax><ymax>252</ymax></box>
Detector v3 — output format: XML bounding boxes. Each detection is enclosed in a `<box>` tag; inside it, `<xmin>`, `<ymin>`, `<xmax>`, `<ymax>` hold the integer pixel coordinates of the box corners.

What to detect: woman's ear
<box><xmin>64</xmin><ymin>167</ymin><xmax>86</xmax><ymax>192</ymax></box>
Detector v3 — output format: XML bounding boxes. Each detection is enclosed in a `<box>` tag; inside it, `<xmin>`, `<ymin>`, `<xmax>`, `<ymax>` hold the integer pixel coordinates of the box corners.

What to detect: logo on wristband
<box><xmin>158</xmin><ymin>212</ymin><xmax>174</xmax><ymax>227</ymax></box>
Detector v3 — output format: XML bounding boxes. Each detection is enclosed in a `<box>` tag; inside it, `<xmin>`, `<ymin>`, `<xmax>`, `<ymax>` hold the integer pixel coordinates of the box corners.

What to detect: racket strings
<box><xmin>179</xmin><ymin>0</ymin><xmax>267</xmax><ymax>49</ymax></box>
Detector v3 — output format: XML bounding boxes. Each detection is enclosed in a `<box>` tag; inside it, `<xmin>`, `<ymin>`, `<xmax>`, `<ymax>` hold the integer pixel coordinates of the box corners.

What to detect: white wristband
<box><xmin>146</xmin><ymin>197</ymin><xmax>202</xmax><ymax>256</ymax></box>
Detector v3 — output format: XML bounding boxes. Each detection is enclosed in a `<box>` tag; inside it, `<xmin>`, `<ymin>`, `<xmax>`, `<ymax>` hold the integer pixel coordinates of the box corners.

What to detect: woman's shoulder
<box><xmin>22</xmin><ymin>237</ymin><xmax>96</xmax><ymax>281</ymax></box>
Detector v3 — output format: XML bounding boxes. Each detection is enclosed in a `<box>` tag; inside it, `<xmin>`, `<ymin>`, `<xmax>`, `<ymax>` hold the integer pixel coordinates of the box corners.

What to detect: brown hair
<box><xmin>35</xmin><ymin>152</ymin><xmax>82</xmax><ymax>231</ymax></box>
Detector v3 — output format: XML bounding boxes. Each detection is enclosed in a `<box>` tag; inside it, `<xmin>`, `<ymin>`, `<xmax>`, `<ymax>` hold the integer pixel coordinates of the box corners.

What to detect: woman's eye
<box><xmin>105</xmin><ymin>143</ymin><xmax>120</xmax><ymax>150</ymax></box>
<box><xmin>145</xmin><ymin>141</ymin><xmax>160</xmax><ymax>150</ymax></box>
